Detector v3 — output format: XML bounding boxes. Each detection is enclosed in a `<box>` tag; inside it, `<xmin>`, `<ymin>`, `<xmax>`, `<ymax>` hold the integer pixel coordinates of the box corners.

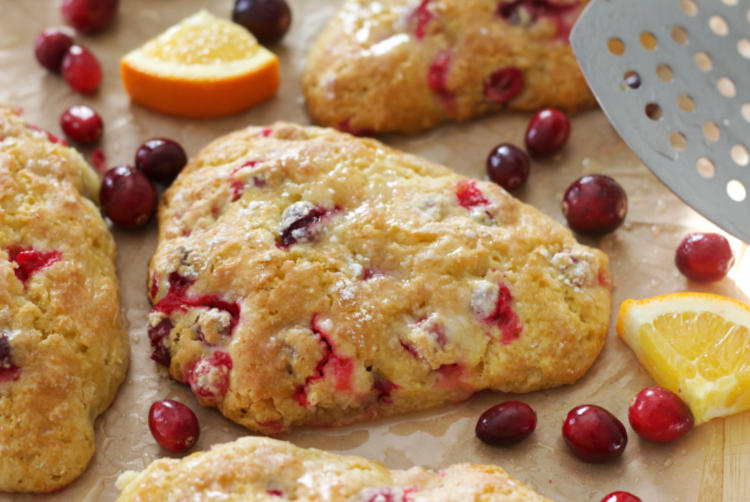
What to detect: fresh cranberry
<box><xmin>187</xmin><ymin>352</ymin><xmax>233</xmax><ymax>403</ymax></box>
<box><xmin>454</xmin><ymin>179</ymin><xmax>489</xmax><ymax>210</ymax></box>
<box><xmin>135</xmin><ymin>138</ymin><xmax>188</xmax><ymax>184</ymax></box>
<box><xmin>484</xmin><ymin>67</ymin><xmax>524</xmax><ymax>103</ymax></box>
<box><xmin>629</xmin><ymin>387</ymin><xmax>694</xmax><ymax>443</ymax></box>
<box><xmin>675</xmin><ymin>233</ymin><xmax>734</xmax><ymax>282</ymax></box>
<box><xmin>600</xmin><ymin>492</ymin><xmax>642</xmax><ymax>502</ymax></box>
<box><xmin>99</xmin><ymin>165</ymin><xmax>157</xmax><ymax>228</ymax></box>
<box><xmin>61</xmin><ymin>45</ymin><xmax>102</xmax><ymax>94</ymax></box>
<box><xmin>34</xmin><ymin>28</ymin><xmax>74</xmax><ymax>71</ymax></box>
<box><xmin>0</xmin><ymin>333</ymin><xmax>21</xmax><ymax>383</ymax></box>
<box><xmin>562</xmin><ymin>405</ymin><xmax>628</xmax><ymax>463</ymax></box>
<box><xmin>525</xmin><ymin>108</ymin><xmax>571</xmax><ymax>158</ymax></box>
<box><xmin>232</xmin><ymin>0</ymin><xmax>292</xmax><ymax>43</ymax></box>
<box><xmin>476</xmin><ymin>401</ymin><xmax>537</xmax><ymax>446</ymax></box>
<box><xmin>7</xmin><ymin>247</ymin><xmax>62</xmax><ymax>284</ymax></box>
<box><xmin>60</xmin><ymin>105</ymin><xmax>103</xmax><ymax>145</ymax></box>
<box><xmin>148</xmin><ymin>399</ymin><xmax>200</xmax><ymax>453</ymax></box>
<box><xmin>62</xmin><ymin>0</ymin><xmax>118</xmax><ymax>34</ymax></box>
<box><xmin>486</xmin><ymin>144</ymin><xmax>530</xmax><ymax>190</ymax></box>
<box><xmin>562</xmin><ymin>175</ymin><xmax>627</xmax><ymax>236</ymax></box>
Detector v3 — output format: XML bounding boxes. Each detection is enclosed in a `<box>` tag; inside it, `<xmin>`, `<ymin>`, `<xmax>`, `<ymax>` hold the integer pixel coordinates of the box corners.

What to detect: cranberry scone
<box><xmin>0</xmin><ymin>106</ymin><xmax>130</xmax><ymax>492</ymax></box>
<box><xmin>302</xmin><ymin>0</ymin><xmax>596</xmax><ymax>135</ymax></box>
<box><xmin>147</xmin><ymin>122</ymin><xmax>612</xmax><ymax>434</ymax></box>
<box><xmin>116</xmin><ymin>437</ymin><xmax>552</xmax><ymax>502</ymax></box>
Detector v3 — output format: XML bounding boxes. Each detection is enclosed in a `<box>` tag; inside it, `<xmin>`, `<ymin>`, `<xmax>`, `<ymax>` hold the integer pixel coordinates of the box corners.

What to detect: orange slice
<box><xmin>120</xmin><ymin>10</ymin><xmax>279</xmax><ymax>118</ymax></box>
<box><xmin>617</xmin><ymin>292</ymin><xmax>750</xmax><ymax>424</ymax></box>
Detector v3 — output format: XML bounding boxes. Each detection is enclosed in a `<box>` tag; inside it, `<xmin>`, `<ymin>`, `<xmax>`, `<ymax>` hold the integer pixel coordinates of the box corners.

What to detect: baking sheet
<box><xmin>1</xmin><ymin>0</ymin><xmax>748</xmax><ymax>500</ymax></box>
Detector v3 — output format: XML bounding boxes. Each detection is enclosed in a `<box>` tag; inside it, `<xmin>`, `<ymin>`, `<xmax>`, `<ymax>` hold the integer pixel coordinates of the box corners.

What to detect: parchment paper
<box><xmin>1</xmin><ymin>0</ymin><xmax>748</xmax><ymax>500</ymax></box>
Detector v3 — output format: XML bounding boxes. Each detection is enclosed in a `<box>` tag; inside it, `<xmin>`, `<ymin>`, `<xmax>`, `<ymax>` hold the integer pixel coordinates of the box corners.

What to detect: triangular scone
<box><xmin>116</xmin><ymin>437</ymin><xmax>553</xmax><ymax>502</ymax></box>
<box><xmin>0</xmin><ymin>106</ymin><xmax>130</xmax><ymax>493</ymax></box>
<box><xmin>303</xmin><ymin>0</ymin><xmax>596</xmax><ymax>135</ymax></box>
<box><xmin>147</xmin><ymin>123</ymin><xmax>612</xmax><ymax>434</ymax></box>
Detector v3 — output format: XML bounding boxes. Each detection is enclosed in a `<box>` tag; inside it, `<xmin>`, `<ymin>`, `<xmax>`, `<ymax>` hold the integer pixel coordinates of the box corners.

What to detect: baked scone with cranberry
<box><xmin>0</xmin><ymin>106</ymin><xmax>130</xmax><ymax>493</ymax></box>
<box><xmin>147</xmin><ymin>122</ymin><xmax>612</xmax><ymax>434</ymax></box>
<box><xmin>116</xmin><ymin>437</ymin><xmax>552</xmax><ymax>502</ymax></box>
<box><xmin>303</xmin><ymin>0</ymin><xmax>596</xmax><ymax>135</ymax></box>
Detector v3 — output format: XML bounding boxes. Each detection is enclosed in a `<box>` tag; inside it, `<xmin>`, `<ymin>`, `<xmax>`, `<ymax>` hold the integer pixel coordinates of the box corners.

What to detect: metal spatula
<box><xmin>570</xmin><ymin>0</ymin><xmax>750</xmax><ymax>242</ymax></box>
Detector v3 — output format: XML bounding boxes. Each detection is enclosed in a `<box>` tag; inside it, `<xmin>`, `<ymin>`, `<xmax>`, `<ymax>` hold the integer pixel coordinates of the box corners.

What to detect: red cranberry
<box><xmin>232</xmin><ymin>0</ymin><xmax>292</xmax><ymax>43</ymax></box>
<box><xmin>135</xmin><ymin>138</ymin><xmax>188</xmax><ymax>184</ymax></box>
<box><xmin>675</xmin><ymin>233</ymin><xmax>734</xmax><ymax>282</ymax></box>
<box><xmin>629</xmin><ymin>387</ymin><xmax>694</xmax><ymax>443</ymax></box>
<box><xmin>99</xmin><ymin>165</ymin><xmax>157</xmax><ymax>228</ymax></box>
<box><xmin>61</xmin><ymin>45</ymin><xmax>102</xmax><ymax>95</ymax></box>
<box><xmin>476</xmin><ymin>401</ymin><xmax>537</xmax><ymax>446</ymax></box>
<box><xmin>484</xmin><ymin>67</ymin><xmax>524</xmax><ymax>103</ymax></box>
<box><xmin>486</xmin><ymin>144</ymin><xmax>530</xmax><ymax>190</ymax></box>
<box><xmin>277</xmin><ymin>202</ymin><xmax>333</xmax><ymax>249</ymax></box>
<box><xmin>562</xmin><ymin>405</ymin><xmax>628</xmax><ymax>463</ymax></box>
<box><xmin>8</xmin><ymin>247</ymin><xmax>62</xmax><ymax>284</ymax></box>
<box><xmin>148</xmin><ymin>399</ymin><xmax>200</xmax><ymax>453</ymax></box>
<box><xmin>525</xmin><ymin>108</ymin><xmax>571</xmax><ymax>158</ymax></box>
<box><xmin>62</xmin><ymin>0</ymin><xmax>118</xmax><ymax>34</ymax></box>
<box><xmin>562</xmin><ymin>175</ymin><xmax>627</xmax><ymax>236</ymax></box>
<box><xmin>34</xmin><ymin>28</ymin><xmax>74</xmax><ymax>71</ymax></box>
<box><xmin>60</xmin><ymin>105</ymin><xmax>103</xmax><ymax>145</ymax></box>
<box><xmin>600</xmin><ymin>492</ymin><xmax>643</xmax><ymax>502</ymax></box>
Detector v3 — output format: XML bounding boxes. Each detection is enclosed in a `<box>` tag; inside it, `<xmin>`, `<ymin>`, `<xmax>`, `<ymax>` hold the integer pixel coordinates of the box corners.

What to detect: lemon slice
<box><xmin>617</xmin><ymin>292</ymin><xmax>750</xmax><ymax>424</ymax></box>
<box><xmin>121</xmin><ymin>10</ymin><xmax>279</xmax><ymax>118</ymax></box>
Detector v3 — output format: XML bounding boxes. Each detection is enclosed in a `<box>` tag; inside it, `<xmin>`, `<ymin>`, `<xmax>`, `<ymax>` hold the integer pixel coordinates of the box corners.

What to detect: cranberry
<box><xmin>188</xmin><ymin>352</ymin><xmax>233</xmax><ymax>403</ymax></box>
<box><xmin>232</xmin><ymin>0</ymin><xmax>292</xmax><ymax>43</ymax></box>
<box><xmin>135</xmin><ymin>138</ymin><xmax>188</xmax><ymax>184</ymax></box>
<box><xmin>409</xmin><ymin>0</ymin><xmax>434</xmax><ymax>40</ymax></box>
<box><xmin>60</xmin><ymin>105</ymin><xmax>103</xmax><ymax>145</ymax></box>
<box><xmin>629</xmin><ymin>387</ymin><xmax>694</xmax><ymax>443</ymax></box>
<box><xmin>99</xmin><ymin>165</ymin><xmax>157</xmax><ymax>228</ymax></box>
<box><xmin>61</xmin><ymin>45</ymin><xmax>102</xmax><ymax>95</ymax></box>
<box><xmin>476</xmin><ymin>401</ymin><xmax>537</xmax><ymax>446</ymax></box>
<box><xmin>484</xmin><ymin>67</ymin><xmax>524</xmax><ymax>103</ymax></box>
<box><xmin>148</xmin><ymin>399</ymin><xmax>200</xmax><ymax>453</ymax></box>
<box><xmin>486</xmin><ymin>144</ymin><xmax>530</xmax><ymax>190</ymax></box>
<box><xmin>62</xmin><ymin>0</ymin><xmax>118</xmax><ymax>34</ymax></box>
<box><xmin>562</xmin><ymin>175</ymin><xmax>627</xmax><ymax>236</ymax></box>
<box><xmin>8</xmin><ymin>247</ymin><xmax>62</xmax><ymax>284</ymax></box>
<box><xmin>675</xmin><ymin>233</ymin><xmax>734</xmax><ymax>282</ymax></box>
<box><xmin>0</xmin><ymin>333</ymin><xmax>21</xmax><ymax>383</ymax></box>
<box><xmin>34</xmin><ymin>28</ymin><xmax>74</xmax><ymax>71</ymax></box>
<box><xmin>454</xmin><ymin>179</ymin><xmax>489</xmax><ymax>210</ymax></box>
<box><xmin>562</xmin><ymin>405</ymin><xmax>628</xmax><ymax>463</ymax></box>
<box><xmin>600</xmin><ymin>492</ymin><xmax>643</xmax><ymax>502</ymax></box>
<box><xmin>277</xmin><ymin>202</ymin><xmax>333</xmax><ymax>249</ymax></box>
<box><xmin>525</xmin><ymin>108</ymin><xmax>571</xmax><ymax>158</ymax></box>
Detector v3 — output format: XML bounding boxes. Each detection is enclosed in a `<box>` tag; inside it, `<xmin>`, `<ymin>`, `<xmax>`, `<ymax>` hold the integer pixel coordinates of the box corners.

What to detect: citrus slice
<box><xmin>617</xmin><ymin>292</ymin><xmax>750</xmax><ymax>424</ymax></box>
<box><xmin>120</xmin><ymin>10</ymin><xmax>279</xmax><ymax>118</ymax></box>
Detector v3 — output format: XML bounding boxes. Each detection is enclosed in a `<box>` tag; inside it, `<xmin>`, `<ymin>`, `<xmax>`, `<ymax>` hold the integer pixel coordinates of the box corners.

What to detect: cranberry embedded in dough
<box><xmin>188</xmin><ymin>351</ymin><xmax>233</xmax><ymax>403</ymax></box>
<box><xmin>7</xmin><ymin>246</ymin><xmax>62</xmax><ymax>285</ymax></box>
<box><xmin>0</xmin><ymin>334</ymin><xmax>20</xmax><ymax>383</ymax></box>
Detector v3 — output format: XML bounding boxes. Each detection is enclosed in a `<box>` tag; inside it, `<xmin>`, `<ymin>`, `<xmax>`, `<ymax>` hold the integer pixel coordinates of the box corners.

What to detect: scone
<box><xmin>147</xmin><ymin>122</ymin><xmax>612</xmax><ymax>434</ymax></box>
<box><xmin>302</xmin><ymin>0</ymin><xmax>597</xmax><ymax>135</ymax></box>
<box><xmin>116</xmin><ymin>436</ymin><xmax>552</xmax><ymax>502</ymax></box>
<box><xmin>0</xmin><ymin>106</ymin><xmax>130</xmax><ymax>492</ymax></box>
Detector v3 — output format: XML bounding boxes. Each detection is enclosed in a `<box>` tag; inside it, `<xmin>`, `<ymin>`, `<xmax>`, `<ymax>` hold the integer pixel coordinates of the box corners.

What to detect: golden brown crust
<box><xmin>116</xmin><ymin>437</ymin><xmax>554</xmax><ymax>502</ymax></box>
<box><xmin>0</xmin><ymin>106</ymin><xmax>130</xmax><ymax>493</ymax></box>
<box><xmin>147</xmin><ymin>122</ymin><xmax>611</xmax><ymax>435</ymax></box>
<box><xmin>302</xmin><ymin>0</ymin><xmax>596</xmax><ymax>135</ymax></box>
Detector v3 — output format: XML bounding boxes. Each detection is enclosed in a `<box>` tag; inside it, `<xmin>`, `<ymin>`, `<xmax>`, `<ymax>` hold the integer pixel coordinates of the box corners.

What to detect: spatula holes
<box><xmin>731</xmin><ymin>145</ymin><xmax>749</xmax><ymax>166</ymax></box>
<box><xmin>624</xmin><ymin>71</ymin><xmax>641</xmax><ymax>89</ymax></box>
<box><xmin>709</xmin><ymin>15</ymin><xmax>729</xmax><ymax>36</ymax></box>
<box><xmin>743</xmin><ymin>103</ymin><xmax>750</xmax><ymax>123</ymax></box>
<box><xmin>727</xmin><ymin>180</ymin><xmax>746</xmax><ymax>201</ymax></box>
<box><xmin>645</xmin><ymin>103</ymin><xmax>662</xmax><ymax>121</ymax></box>
<box><xmin>680</xmin><ymin>0</ymin><xmax>698</xmax><ymax>16</ymax></box>
<box><xmin>739</xmin><ymin>39</ymin><xmax>750</xmax><ymax>59</ymax></box>
<box><xmin>718</xmin><ymin>77</ymin><xmax>736</xmax><ymax>97</ymax></box>
<box><xmin>697</xmin><ymin>158</ymin><xmax>715</xmax><ymax>178</ymax></box>
<box><xmin>703</xmin><ymin>122</ymin><xmax>721</xmax><ymax>142</ymax></box>
<box><xmin>608</xmin><ymin>38</ymin><xmax>625</xmax><ymax>56</ymax></box>
<box><xmin>656</xmin><ymin>64</ymin><xmax>673</xmax><ymax>82</ymax></box>
<box><xmin>670</xmin><ymin>132</ymin><xmax>687</xmax><ymax>151</ymax></box>
<box><xmin>678</xmin><ymin>94</ymin><xmax>695</xmax><ymax>113</ymax></box>
<box><xmin>640</xmin><ymin>32</ymin><xmax>657</xmax><ymax>50</ymax></box>
<box><xmin>671</xmin><ymin>26</ymin><xmax>689</xmax><ymax>45</ymax></box>
<box><xmin>694</xmin><ymin>52</ymin><xmax>712</xmax><ymax>71</ymax></box>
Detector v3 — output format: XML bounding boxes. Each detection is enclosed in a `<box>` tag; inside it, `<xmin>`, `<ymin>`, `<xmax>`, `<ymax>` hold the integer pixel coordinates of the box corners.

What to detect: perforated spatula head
<box><xmin>571</xmin><ymin>0</ymin><xmax>750</xmax><ymax>242</ymax></box>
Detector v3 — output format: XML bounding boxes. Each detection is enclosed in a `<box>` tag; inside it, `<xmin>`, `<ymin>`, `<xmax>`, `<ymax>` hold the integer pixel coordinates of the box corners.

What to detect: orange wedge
<box><xmin>120</xmin><ymin>10</ymin><xmax>279</xmax><ymax>118</ymax></box>
<box><xmin>617</xmin><ymin>292</ymin><xmax>750</xmax><ymax>424</ymax></box>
